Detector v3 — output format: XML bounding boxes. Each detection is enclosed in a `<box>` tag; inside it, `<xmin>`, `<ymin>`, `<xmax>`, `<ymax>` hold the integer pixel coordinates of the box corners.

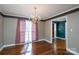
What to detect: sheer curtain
<box><xmin>25</xmin><ymin>20</ymin><xmax>32</xmax><ymax>43</ymax></box>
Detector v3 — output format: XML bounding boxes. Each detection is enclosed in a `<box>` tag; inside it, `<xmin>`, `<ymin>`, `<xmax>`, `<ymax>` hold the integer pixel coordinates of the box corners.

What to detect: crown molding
<box><xmin>0</xmin><ymin>7</ymin><xmax>79</xmax><ymax>22</ymax></box>
<box><xmin>43</xmin><ymin>7</ymin><xmax>79</xmax><ymax>22</ymax></box>
<box><xmin>0</xmin><ymin>12</ymin><xmax>4</xmax><ymax>16</ymax></box>
<box><xmin>3</xmin><ymin>15</ymin><xmax>29</xmax><ymax>20</ymax></box>
<box><xmin>0</xmin><ymin>12</ymin><xmax>29</xmax><ymax>20</ymax></box>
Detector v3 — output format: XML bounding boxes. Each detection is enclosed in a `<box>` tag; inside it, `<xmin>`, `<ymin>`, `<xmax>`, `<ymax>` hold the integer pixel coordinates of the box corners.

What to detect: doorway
<box><xmin>52</xmin><ymin>17</ymin><xmax>67</xmax><ymax>50</ymax></box>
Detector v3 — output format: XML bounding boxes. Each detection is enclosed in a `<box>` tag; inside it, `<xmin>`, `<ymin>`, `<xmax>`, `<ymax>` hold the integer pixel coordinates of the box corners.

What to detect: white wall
<box><xmin>38</xmin><ymin>21</ymin><xmax>45</xmax><ymax>39</ymax></box>
<box><xmin>4</xmin><ymin>17</ymin><xmax>17</xmax><ymax>45</ymax></box>
<box><xmin>67</xmin><ymin>11</ymin><xmax>79</xmax><ymax>53</ymax></box>
<box><xmin>45</xmin><ymin>20</ymin><xmax>52</xmax><ymax>42</ymax></box>
<box><xmin>0</xmin><ymin>15</ymin><xmax>3</xmax><ymax>48</ymax></box>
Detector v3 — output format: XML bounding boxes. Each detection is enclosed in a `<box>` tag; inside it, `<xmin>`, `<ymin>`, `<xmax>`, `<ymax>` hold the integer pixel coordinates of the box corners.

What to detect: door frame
<box><xmin>51</xmin><ymin>16</ymin><xmax>68</xmax><ymax>48</ymax></box>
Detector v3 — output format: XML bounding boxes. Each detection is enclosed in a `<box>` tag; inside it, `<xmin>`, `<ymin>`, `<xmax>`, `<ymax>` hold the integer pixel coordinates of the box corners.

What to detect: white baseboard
<box><xmin>56</xmin><ymin>37</ymin><xmax>65</xmax><ymax>40</ymax></box>
<box><xmin>67</xmin><ymin>48</ymin><xmax>79</xmax><ymax>55</ymax></box>
<box><xmin>0</xmin><ymin>45</ymin><xmax>4</xmax><ymax>52</ymax></box>
<box><xmin>3</xmin><ymin>43</ymin><xmax>24</xmax><ymax>48</ymax></box>
<box><xmin>38</xmin><ymin>39</ymin><xmax>52</xmax><ymax>44</ymax></box>
<box><xmin>0</xmin><ymin>43</ymin><xmax>24</xmax><ymax>52</ymax></box>
<box><xmin>44</xmin><ymin>39</ymin><xmax>52</xmax><ymax>44</ymax></box>
<box><xmin>38</xmin><ymin>39</ymin><xmax>45</xmax><ymax>41</ymax></box>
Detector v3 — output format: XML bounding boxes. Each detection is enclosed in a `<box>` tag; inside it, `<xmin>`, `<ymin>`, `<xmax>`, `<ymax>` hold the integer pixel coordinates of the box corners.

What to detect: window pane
<box><xmin>25</xmin><ymin>21</ymin><xmax>32</xmax><ymax>43</ymax></box>
<box><xmin>25</xmin><ymin>32</ymin><xmax>29</xmax><ymax>42</ymax></box>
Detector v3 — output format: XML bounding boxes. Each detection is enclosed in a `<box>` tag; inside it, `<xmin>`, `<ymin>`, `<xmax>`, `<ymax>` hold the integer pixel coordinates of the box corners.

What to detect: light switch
<box><xmin>70</xmin><ymin>29</ymin><xmax>72</xmax><ymax>32</ymax></box>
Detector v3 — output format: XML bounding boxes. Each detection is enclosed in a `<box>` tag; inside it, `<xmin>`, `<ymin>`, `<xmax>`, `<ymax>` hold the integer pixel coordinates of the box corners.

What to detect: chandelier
<box><xmin>31</xmin><ymin>7</ymin><xmax>40</xmax><ymax>23</ymax></box>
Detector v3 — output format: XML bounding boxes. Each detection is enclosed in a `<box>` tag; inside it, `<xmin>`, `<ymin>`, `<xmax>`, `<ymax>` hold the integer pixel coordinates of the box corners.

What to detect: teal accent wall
<box><xmin>56</xmin><ymin>21</ymin><xmax>65</xmax><ymax>38</ymax></box>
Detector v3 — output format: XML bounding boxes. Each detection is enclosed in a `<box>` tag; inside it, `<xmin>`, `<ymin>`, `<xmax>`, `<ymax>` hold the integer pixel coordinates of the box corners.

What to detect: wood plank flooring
<box><xmin>0</xmin><ymin>39</ymin><xmax>73</xmax><ymax>55</ymax></box>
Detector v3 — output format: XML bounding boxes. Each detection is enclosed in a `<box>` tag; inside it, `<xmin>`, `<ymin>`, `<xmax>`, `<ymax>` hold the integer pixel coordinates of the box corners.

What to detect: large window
<box><xmin>25</xmin><ymin>20</ymin><xmax>32</xmax><ymax>43</ymax></box>
<box><xmin>16</xmin><ymin>19</ymin><xmax>37</xmax><ymax>44</ymax></box>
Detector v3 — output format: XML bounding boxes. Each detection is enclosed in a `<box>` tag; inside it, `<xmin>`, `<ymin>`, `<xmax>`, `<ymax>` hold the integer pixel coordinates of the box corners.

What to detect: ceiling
<box><xmin>0</xmin><ymin>4</ymin><xmax>79</xmax><ymax>20</ymax></box>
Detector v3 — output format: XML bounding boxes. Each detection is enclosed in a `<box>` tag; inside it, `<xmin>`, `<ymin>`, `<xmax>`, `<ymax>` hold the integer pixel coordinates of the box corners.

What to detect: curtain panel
<box><xmin>32</xmin><ymin>22</ymin><xmax>38</xmax><ymax>42</ymax></box>
<box><xmin>16</xmin><ymin>19</ymin><xmax>26</xmax><ymax>44</ymax></box>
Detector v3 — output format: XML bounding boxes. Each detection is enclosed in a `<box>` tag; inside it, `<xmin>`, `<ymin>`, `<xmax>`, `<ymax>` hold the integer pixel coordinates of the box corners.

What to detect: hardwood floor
<box><xmin>0</xmin><ymin>39</ymin><xmax>73</xmax><ymax>55</ymax></box>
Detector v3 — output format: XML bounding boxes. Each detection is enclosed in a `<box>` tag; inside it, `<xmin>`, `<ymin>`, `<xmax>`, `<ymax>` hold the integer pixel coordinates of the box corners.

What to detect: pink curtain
<box><xmin>36</xmin><ymin>22</ymin><xmax>38</xmax><ymax>40</ymax></box>
<box><xmin>32</xmin><ymin>22</ymin><xmax>38</xmax><ymax>42</ymax></box>
<box><xmin>16</xmin><ymin>19</ymin><xmax>26</xmax><ymax>44</ymax></box>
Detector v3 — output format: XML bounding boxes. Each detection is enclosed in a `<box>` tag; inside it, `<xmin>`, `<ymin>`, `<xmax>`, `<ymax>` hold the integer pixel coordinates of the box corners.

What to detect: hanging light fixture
<box><xmin>31</xmin><ymin>7</ymin><xmax>40</xmax><ymax>23</ymax></box>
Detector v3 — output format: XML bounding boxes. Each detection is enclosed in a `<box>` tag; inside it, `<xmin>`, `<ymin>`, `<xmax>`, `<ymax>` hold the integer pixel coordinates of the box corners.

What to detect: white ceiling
<box><xmin>0</xmin><ymin>4</ymin><xmax>79</xmax><ymax>20</ymax></box>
